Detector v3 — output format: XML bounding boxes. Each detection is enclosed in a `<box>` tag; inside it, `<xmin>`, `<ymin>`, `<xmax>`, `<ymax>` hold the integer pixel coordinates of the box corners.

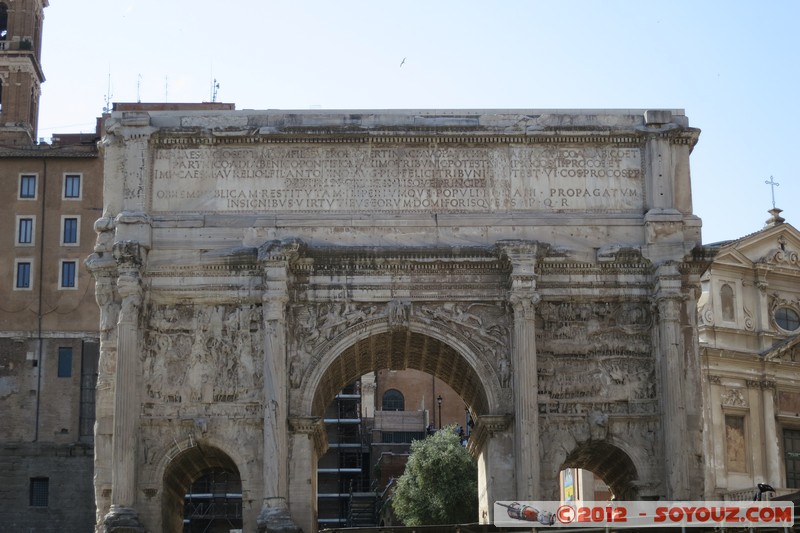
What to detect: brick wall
<box><xmin>0</xmin><ymin>442</ymin><xmax>95</xmax><ymax>532</ymax></box>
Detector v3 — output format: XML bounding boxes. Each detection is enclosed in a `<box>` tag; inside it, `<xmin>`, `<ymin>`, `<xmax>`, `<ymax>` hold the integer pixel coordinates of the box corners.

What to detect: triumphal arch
<box><xmin>87</xmin><ymin>108</ymin><xmax>709</xmax><ymax>532</ymax></box>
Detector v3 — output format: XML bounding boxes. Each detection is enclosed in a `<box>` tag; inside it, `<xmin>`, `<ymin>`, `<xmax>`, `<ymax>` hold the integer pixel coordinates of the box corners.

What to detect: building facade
<box><xmin>699</xmin><ymin>208</ymin><xmax>800</xmax><ymax>501</ymax></box>
<box><xmin>0</xmin><ymin>2</ymin><xmax>103</xmax><ymax>531</ymax></box>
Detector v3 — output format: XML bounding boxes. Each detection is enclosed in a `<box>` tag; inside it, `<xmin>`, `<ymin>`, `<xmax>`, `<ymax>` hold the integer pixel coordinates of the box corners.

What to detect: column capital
<box><xmin>257</xmin><ymin>238</ymin><xmax>306</xmax><ymax>266</ymax></box>
<box><xmin>496</xmin><ymin>240</ymin><xmax>547</xmax><ymax>276</ymax></box>
<box><xmin>289</xmin><ymin>416</ymin><xmax>328</xmax><ymax>457</ymax></box>
<box><xmin>509</xmin><ymin>291</ymin><xmax>541</xmax><ymax>318</ymax></box>
<box><xmin>468</xmin><ymin>414</ymin><xmax>513</xmax><ymax>456</ymax></box>
<box><xmin>259</xmin><ymin>239</ymin><xmax>304</xmax><ymax>319</ymax></box>
<box><xmin>113</xmin><ymin>240</ymin><xmax>145</xmax><ymax>271</ymax></box>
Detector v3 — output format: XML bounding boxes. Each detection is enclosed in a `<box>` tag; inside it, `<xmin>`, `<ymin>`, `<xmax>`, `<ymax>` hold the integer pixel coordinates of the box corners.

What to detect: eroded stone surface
<box><xmin>90</xmin><ymin>109</ymin><xmax>706</xmax><ymax>532</ymax></box>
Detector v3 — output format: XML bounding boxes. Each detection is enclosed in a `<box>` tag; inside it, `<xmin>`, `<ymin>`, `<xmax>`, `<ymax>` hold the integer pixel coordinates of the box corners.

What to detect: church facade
<box><xmin>88</xmin><ymin>107</ymin><xmax>709</xmax><ymax>532</ymax></box>
<box><xmin>699</xmin><ymin>209</ymin><xmax>800</xmax><ymax>500</ymax></box>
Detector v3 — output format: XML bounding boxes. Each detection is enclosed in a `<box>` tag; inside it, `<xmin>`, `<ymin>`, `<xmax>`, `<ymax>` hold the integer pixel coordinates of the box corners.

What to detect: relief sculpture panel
<box><xmin>537</xmin><ymin>300</ymin><xmax>652</xmax><ymax>356</ymax></box>
<box><xmin>143</xmin><ymin>304</ymin><xmax>264</xmax><ymax>404</ymax></box>
<box><xmin>537</xmin><ymin>300</ymin><xmax>655</xmax><ymax>414</ymax></box>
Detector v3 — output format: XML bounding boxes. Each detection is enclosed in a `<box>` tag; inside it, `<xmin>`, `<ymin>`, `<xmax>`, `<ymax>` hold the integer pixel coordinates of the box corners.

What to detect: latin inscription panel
<box><xmin>150</xmin><ymin>143</ymin><xmax>643</xmax><ymax>214</ymax></box>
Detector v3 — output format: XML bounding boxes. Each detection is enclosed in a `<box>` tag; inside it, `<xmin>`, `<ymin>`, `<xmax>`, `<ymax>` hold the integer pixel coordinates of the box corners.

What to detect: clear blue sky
<box><xmin>38</xmin><ymin>1</ymin><xmax>799</xmax><ymax>245</ymax></box>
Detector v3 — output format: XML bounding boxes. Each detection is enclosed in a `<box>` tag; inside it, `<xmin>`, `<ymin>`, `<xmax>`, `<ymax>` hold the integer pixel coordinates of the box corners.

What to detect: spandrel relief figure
<box><xmin>498</xmin><ymin>354</ymin><xmax>511</xmax><ymax>388</ymax></box>
<box><xmin>418</xmin><ymin>301</ymin><xmax>510</xmax><ymax>349</ymax></box>
<box><xmin>292</xmin><ymin>306</ymin><xmax>321</xmax><ymax>355</ymax></box>
<box><xmin>387</xmin><ymin>300</ymin><xmax>410</xmax><ymax>330</ymax></box>
<box><xmin>289</xmin><ymin>354</ymin><xmax>304</xmax><ymax>389</ymax></box>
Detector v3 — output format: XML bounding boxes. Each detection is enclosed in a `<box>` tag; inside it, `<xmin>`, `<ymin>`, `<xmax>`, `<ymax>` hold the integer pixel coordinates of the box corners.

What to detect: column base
<box><xmin>103</xmin><ymin>505</ymin><xmax>146</xmax><ymax>533</ymax></box>
<box><xmin>258</xmin><ymin>497</ymin><xmax>302</xmax><ymax>533</ymax></box>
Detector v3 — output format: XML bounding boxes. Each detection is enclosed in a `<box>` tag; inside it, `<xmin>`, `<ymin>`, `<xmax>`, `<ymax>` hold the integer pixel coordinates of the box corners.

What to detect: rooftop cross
<box><xmin>765</xmin><ymin>176</ymin><xmax>780</xmax><ymax>209</ymax></box>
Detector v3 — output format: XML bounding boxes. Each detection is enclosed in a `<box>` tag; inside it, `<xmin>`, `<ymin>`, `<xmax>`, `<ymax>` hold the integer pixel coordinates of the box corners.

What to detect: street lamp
<box><xmin>437</xmin><ymin>395</ymin><xmax>443</xmax><ymax>430</ymax></box>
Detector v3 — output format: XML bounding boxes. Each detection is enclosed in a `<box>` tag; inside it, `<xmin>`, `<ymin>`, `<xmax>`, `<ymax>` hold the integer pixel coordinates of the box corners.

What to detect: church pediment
<box><xmin>712</xmin><ymin>223</ymin><xmax>800</xmax><ymax>273</ymax></box>
<box><xmin>762</xmin><ymin>333</ymin><xmax>800</xmax><ymax>363</ymax></box>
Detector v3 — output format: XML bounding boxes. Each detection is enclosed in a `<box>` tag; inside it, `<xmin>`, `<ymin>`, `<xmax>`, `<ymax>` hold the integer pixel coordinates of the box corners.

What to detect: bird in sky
<box><xmin>400</xmin><ymin>57</ymin><xmax>406</xmax><ymax>67</ymax></box>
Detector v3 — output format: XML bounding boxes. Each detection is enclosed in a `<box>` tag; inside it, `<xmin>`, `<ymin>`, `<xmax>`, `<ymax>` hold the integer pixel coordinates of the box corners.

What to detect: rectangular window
<box><xmin>62</xmin><ymin>217</ymin><xmax>78</xmax><ymax>245</ymax></box>
<box><xmin>58</xmin><ymin>347</ymin><xmax>72</xmax><ymax>378</ymax></box>
<box><xmin>15</xmin><ymin>261</ymin><xmax>31</xmax><ymax>289</ymax></box>
<box><xmin>79</xmin><ymin>342</ymin><xmax>99</xmax><ymax>439</ymax></box>
<box><xmin>17</xmin><ymin>217</ymin><xmax>34</xmax><ymax>244</ymax></box>
<box><xmin>29</xmin><ymin>477</ymin><xmax>49</xmax><ymax>507</ymax></box>
<box><xmin>64</xmin><ymin>174</ymin><xmax>81</xmax><ymax>199</ymax></box>
<box><xmin>785</xmin><ymin>429</ymin><xmax>800</xmax><ymax>488</ymax></box>
<box><xmin>60</xmin><ymin>260</ymin><xmax>76</xmax><ymax>289</ymax></box>
<box><xmin>19</xmin><ymin>174</ymin><xmax>36</xmax><ymax>199</ymax></box>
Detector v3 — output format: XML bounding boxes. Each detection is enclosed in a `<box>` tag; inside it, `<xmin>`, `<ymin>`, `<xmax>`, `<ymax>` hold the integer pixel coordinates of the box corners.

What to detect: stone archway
<box><xmin>289</xmin><ymin>321</ymin><xmax>508</xmax><ymax>531</ymax></box>
<box><xmin>162</xmin><ymin>444</ymin><xmax>242</xmax><ymax>533</ymax></box>
<box><xmin>93</xmin><ymin>108</ymin><xmax>709</xmax><ymax>533</ymax></box>
<box><xmin>561</xmin><ymin>441</ymin><xmax>639</xmax><ymax>501</ymax></box>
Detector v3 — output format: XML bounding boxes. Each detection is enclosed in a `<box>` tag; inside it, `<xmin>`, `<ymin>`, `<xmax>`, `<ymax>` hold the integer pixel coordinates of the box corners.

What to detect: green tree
<box><xmin>391</xmin><ymin>426</ymin><xmax>478</xmax><ymax>525</ymax></box>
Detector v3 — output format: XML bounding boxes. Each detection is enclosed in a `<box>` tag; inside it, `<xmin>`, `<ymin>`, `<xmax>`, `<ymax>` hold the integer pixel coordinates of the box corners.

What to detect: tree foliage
<box><xmin>391</xmin><ymin>426</ymin><xmax>478</xmax><ymax>525</ymax></box>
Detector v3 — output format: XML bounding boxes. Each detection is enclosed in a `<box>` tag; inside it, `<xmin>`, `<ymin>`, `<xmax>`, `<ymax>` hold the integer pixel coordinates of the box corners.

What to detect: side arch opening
<box><xmin>162</xmin><ymin>443</ymin><xmax>242</xmax><ymax>533</ymax></box>
<box><xmin>560</xmin><ymin>441</ymin><xmax>639</xmax><ymax>501</ymax></box>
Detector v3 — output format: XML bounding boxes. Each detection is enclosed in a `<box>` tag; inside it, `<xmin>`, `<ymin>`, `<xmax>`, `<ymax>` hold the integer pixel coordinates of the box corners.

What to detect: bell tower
<box><xmin>0</xmin><ymin>0</ymin><xmax>46</xmax><ymax>144</ymax></box>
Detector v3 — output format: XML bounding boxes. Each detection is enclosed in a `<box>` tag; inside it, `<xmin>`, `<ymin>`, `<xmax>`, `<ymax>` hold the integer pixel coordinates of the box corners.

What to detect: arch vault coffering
<box><xmin>308</xmin><ymin>327</ymin><xmax>492</xmax><ymax>418</ymax></box>
<box><xmin>161</xmin><ymin>444</ymin><xmax>241</xmax><ymax>533</ymax></box>
<box><xmin>562</xmin><ymin>441</ymin><xmax>639</xmax><ymax>501</ymax></box>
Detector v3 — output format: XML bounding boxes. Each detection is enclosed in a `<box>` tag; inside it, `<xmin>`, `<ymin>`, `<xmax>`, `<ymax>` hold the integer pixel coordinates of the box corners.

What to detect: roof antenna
<box><xmin>103</xmin><ymin>68</ymin><xmax>113</xmax><ymax>113</ymax></box>
<box><xmin>211</xmin><ymin>78</ymin><xmax>220</xmax><ymax>103</ymax></box>
<box><xmin>137</xmin><ymin>74</ymin><xmax>142</xmax><ymax>103</ymax></box>
<box><xmin>165</xmin><ymin>75</ymin><xmax>169</xmax><ymax>102</ymax></box>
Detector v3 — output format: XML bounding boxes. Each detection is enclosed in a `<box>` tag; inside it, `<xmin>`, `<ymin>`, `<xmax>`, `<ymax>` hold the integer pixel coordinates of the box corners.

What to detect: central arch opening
<box><xmin>311</xmin><ymin>329</ymin><xmax>490</xmax><ymax>417</ymax></box>
<box><xmin>311</xmin><ymin>329</ymin><xmax>490</xmax><ymax>529</ymax></box>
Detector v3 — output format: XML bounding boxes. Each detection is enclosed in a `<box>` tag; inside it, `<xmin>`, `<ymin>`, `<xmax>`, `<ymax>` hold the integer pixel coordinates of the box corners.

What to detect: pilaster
<box><xmin>288</xmin><ymin>417</ymin><xmax>327</xmax><ymax>533</ymax></box>
<box><xmin>760</xmin><ymin>380</ymin><xmax>781</xmax><ymax>486</ymax></box>
<box><xmin>471</xmin><ymin>415</ymin><xmax>514</xmax><ymax>523</ymax></box>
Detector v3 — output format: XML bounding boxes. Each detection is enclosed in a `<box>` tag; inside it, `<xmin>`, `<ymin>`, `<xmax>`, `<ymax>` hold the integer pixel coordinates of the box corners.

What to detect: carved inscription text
<box><xmin>150</xmin><ymin>143</ymin><xmax>642</xmax><ymax>214</ymax></box>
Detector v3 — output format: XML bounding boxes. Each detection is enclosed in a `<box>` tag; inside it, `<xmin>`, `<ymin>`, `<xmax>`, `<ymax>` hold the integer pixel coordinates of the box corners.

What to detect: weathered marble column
<box><xmin>654</xmin><ymin>263</ymin><xmax>690</xmax><ymax>499</ymax></box>
<box><xmin>104</xmin><ymin>241</ymin><xmax>146</xmax><ymax>532</ymax></box>
<box><xmin>258</xmin><ymin>240</ymin><xmax>302</xmax><ymax>533</ymax></box>
<box><xmin>288</xmin><ymin>417</ymin><xmax>327</xmax><ymax>533</ymax></box>
<box><xmin>500</xmin><ymin>241</ymin><xmax>542</xmax><ymax>501</ymax></box>
<box><xmin>470</xmin><ymin>415</ymin><xmax>513</xmax><ymax>524</ymax></box>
